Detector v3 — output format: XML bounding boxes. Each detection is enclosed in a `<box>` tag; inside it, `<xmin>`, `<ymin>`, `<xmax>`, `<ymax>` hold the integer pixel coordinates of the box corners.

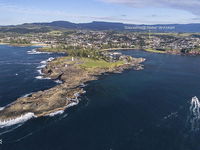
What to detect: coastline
<box><xmin>2</xmin><ymin>42</ymin><xmax>199</xmax><ymax>55</ymax></box>
<box><xmin>101</xmin><ymin>47</ymin><xmax>200</xmax><ymax>55</ymax></box>
<box><xmin>0</xmin><ymin>49</ymin><xmax>145</xmax><ymax>127</ymax></box>
<box><xmin>101</xmin><ymin>48</ymin><xmax>166</xmax><ymax>53</ymax></box>
<box><xmin>0</xmin><ymin>42</ymin><xmax>48</xmax><ymax>47</ymax></box>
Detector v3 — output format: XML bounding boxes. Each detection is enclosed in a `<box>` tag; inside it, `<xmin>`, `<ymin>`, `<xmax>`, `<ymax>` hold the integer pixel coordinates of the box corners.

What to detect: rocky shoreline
<box><xmin>0</xmin><ymin>53</ymin><xmax>145</xmax><ymax>126</ymax></box>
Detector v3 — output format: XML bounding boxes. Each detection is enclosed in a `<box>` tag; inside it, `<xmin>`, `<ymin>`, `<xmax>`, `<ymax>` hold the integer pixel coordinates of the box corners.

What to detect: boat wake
<box><xmin>189</xmin><ymin>96</ymin><xmax>200</xmax><ymax>131</ymax></box>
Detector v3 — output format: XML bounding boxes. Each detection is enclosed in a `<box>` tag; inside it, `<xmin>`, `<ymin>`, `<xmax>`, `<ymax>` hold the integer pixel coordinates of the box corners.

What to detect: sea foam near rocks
<box><xmin>40</xmin><ymin>57</ymin><xmax>54</xmax><ymax>64</ymax></box>
<box><xmin>0</xmin><ymin>107</ymin><xmax>5</xmax><ymax>111</ymax></box>
<box><xmin>55</xmin><ymin>80</ymin><xmax>63</xmax><ymax>84</ymax></box>
<box><xmin>46</xmin><ymin>102</ymin><xmax>79</xmax><ymax>117</ymax></box>
<box><xmin>0</xmin><ymin>113</ymin><xmax>36</xmax><ymax>128</ymax></box>
<box><xmin>35</xmin><ymin>57</ymin><xmax>55</xmax><ymax>80</ymax></box>
<box><xmin>37</xmin><ymin>64</ymin><xmax>46</xmax><ymax>69</ymax></box>
<box><xmin>35</xmin><ymin>76</ymin><xmax>51</xmax><ymax>80</ymax></box>
<box><xmin>66</xmin><ymin>101</ymin><xmax>79</xmax><ymax>108</ymax></box>
<box><xmin>27</xmin><ymin>49</ymin><xmax>52</xmax><ymax>55</ymax></box>
<box><xmin>48</xmin><ymin>110</ymin><xmax>64</xmax><ymax>117</ymax></box>
<box><xmin>22</xmin><ymin>92</ymin><xmax>33</xmax><ymax>98</ymax></box>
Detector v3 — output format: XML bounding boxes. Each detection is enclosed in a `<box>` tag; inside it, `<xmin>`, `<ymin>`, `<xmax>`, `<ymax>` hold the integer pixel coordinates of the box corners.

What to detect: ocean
<box><xmin>0</xmin><ymin>45</ymin><xmax>200</xmax><ymax>150</ymax></box>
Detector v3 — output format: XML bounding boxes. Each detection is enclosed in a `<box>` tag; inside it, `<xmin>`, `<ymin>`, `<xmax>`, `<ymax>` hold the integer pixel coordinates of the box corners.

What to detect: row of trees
<box><xmin>10</xmin><ymin>38</ymin><xmax>31</xmax><ymax>44</ymax></box>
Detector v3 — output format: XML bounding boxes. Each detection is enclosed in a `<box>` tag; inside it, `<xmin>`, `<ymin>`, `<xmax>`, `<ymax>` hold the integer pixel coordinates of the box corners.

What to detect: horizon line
<box><xmin>1</xmin><ymin>20</ymin><xmax>200</xmax><ymax>26</ymax></box>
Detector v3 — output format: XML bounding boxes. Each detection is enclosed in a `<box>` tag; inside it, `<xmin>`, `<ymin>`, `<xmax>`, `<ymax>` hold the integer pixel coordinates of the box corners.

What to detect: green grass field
<box><xmin>50</xmin><ymin>56</ymin><xmax>125</xmax><ymax>70</ymax></box>
<box><xmin>80</xmin><ymin>58</ymin><xmax>125</xmax><ymax>69</ymax></box>
<box><xmin>144</xmin><ymin>49</ymin><xmax>166</xmax><ymax>54</ymax></box>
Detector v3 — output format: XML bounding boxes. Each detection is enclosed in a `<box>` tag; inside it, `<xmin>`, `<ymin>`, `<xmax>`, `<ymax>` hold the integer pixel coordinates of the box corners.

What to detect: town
<box><xmin>1</xmin><ymin>30</ymin><xmax>200</xmax><ymax>54</ymax></box>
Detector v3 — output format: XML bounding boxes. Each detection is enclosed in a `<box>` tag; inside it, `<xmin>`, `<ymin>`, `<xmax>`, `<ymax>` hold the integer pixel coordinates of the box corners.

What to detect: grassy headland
<box><xmin>0</xmin><ymin>48</ymin><xmax>145</xmax><ymax>122</ymax></box>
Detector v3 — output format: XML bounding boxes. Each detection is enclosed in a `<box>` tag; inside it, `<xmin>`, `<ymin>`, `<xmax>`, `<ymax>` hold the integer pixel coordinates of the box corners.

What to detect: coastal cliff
<box><xmin>0</xmin><ymin>54</ymin><xmax>145</xmax><ymax>125</ymax></box>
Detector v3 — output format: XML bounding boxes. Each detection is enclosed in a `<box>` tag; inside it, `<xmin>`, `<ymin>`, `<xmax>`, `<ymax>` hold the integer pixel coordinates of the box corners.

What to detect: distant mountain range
<box><xmin>1</xmin><ymin>21</ymin><xmax>200</xmax><ymax>33</ymax></box>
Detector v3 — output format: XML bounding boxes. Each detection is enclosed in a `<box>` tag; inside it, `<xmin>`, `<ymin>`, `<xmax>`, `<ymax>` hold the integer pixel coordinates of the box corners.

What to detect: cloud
<box><xmin>100</xmin><ymin>0</ymin><xmax>200</xmax><ymax>15</ymax></box>
<box><xmin>0</xmin><ymin>2</ymin><xmax>157</xmax><ymax>24</ymax></box>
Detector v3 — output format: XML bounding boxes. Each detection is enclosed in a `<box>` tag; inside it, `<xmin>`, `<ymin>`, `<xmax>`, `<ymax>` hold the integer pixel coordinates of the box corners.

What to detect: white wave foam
<box><xmin>35</xmin><ymin>76</ymin><xmax>51</xmax><ymax>80</ymax></box>
<box><xmin>37</xmin><ymin>64</ymin><xmax>46</xmax><ymax>69</ymax></box>
<box><xmin>22</xmin><ymin>92</ymin><xmax>33</xmax><ymax>98</ymax></box>
<box><xmin>74</xmin><ymin>92</ymin><xmax>81</xmax><ymax>97</ymax></box>
<box><xmin>55</xmin><ymin>80</ymin><xmax>63</xmax><ymax>84</ymax></box>
<box><xmin>80</xmin><ymin>83</ymin><xmax>87</xmax><ymax>87</ymax></box>
<box><xmin>47</xmin><ymin>101</ymin><xmax>79</xmax><ymax>117</ymax></box>
<box><xmin>27</xmin><ymin>49</ymin><xmax>52</xmax><ymax>55</ymax></box>
<box><xmin>37</xmin><ymin>69</ymin><xmax>43</xmax><ymax>75</ymax></box>
<box><xmin>40</xmin><ymin>60</ymin><xmax>47</xmax><ymax>64</ymax></box>
<box><xmin>0</xmin><ymin>113</ymin><xmax>36</xmax><ymax>128</ymax></box>
<box><xmin>0</xmin><ymin>107</ymin><xmax>5</xmax><ymax>111</ymax></box>
<box><xmin>35</xmin><ymin>57</ymin><xmax>55</xmax><ymax>79</ymax></box>
<box><xmin>40</xmin><ymin>57</ymin><xmax>54</xmax><ymax>64</ymax></box>
<box><xmin>66</xmin><ymin>101</ymin><xmax>79</xmax><ymax>108</ymax></box>
<box><xmin>47</xmin><ymin>57</ymin><xmax>55</xmax><ymax>62</ymax></box>
<box><xmin>48</xmin><ymin>110</ymin><xmax>64</xmax><ymax>117</ymax></box>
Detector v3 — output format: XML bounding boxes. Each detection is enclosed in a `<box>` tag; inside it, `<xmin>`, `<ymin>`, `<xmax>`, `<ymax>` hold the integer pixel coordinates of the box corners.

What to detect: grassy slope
<box><xmin>80</xmin><ymin>58</ymin><xmax>124</xmax><ymax>69</ymax></box>
<box><xmin>52</xmin><ymin>56</ymin><xmax>125</xmax><ymax>70</ymax></box>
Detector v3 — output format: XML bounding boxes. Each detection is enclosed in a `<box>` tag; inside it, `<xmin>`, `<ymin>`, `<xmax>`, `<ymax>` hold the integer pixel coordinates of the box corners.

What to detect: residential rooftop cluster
<box><xmin>1</xmin><ymin>30</ymin><xmax>200</xmax><ymax>53</ymax></box>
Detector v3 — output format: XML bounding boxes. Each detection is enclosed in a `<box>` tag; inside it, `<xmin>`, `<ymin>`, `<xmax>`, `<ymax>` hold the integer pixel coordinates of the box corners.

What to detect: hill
<box><xmin>1</xmin><ymin>21</ymin><xmax>200</xmax><ymax>33</ymax></box>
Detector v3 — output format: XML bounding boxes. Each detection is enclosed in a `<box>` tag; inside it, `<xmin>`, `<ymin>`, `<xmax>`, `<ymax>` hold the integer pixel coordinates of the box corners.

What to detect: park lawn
<box><xmin>79</xmin><ymin>58</ymin><xmax>125</xmax><ymax>69</ymax></box>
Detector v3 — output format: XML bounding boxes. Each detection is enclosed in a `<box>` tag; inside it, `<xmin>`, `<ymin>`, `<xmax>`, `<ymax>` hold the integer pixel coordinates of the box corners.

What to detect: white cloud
<box><xmin>100</xmin><ymin>0</ymin><xmax>200</xmax><ymax>16</ymax></box>
<box><xmin>0</xmin><ymin>2</ymin><xmax>158</xmax><ymax>24</ymax></box>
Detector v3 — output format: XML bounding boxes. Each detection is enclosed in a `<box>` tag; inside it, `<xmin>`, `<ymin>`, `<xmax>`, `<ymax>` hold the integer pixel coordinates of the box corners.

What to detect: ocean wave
<box><xmin>35</xmin><ymin>57</ymin><xmax>55</xmax><ymax>80</ymax></box>
<box><xmin>80</xmin><ymin>83</ymin><xmax>87</xmax><ymax>87</ymax></box>
<box><xmin>40</xmin><ymin>60</ymin><xmax>47</xmax><ymax>64</ymax></box>
<box><xmin>40</xmin><ymin>57</ymin><xmax>55</xmax><ymax>64</ymax></box>
<box><xmin>27</xmin><ymin>49</ymin><xmax>52</xmax><ymax>55</ymax></box>
<box><xmin>0</xmin><ymin>107</ymin><xmax>5</xmax><ymax>111</ymax></box>
<box><xmin>35</xmin><ymin>76</ymin><xmax>51</xmax><ymax>80</ymax></box>
<box><xmin>21</xmin><ymin>92</ymin><xmax>33</xmax><ymax>98</ymax></box>
<box><xmin>66</xmin><ymin>101</ymin><xmax>79</xmax><ymax>108</ymax></box>
<box><xmin>37</xmin><ymin>69</ymin><xmax>43</xmax><ymax>75</ymax></box>
<box><xmin>47</xmin><ymin>101</ymin><xmax>79</xmax><ymax>117</ymax></box>
<box><xmin>48</xmin><ymin>110</ymin><xmax>64</xmax><ymax>117</ymax></box>
<box><xmin>0</xmin><ymin>113</ymin><xmax>36</xmax><ymax>128</ymax></box>
<box><xmin>55</xmin><ymin>80</ymin><xmax>63</xmax><ymax>84</ymax></box>
<box><xmin>37</xmin><ymin>64</ymin><xmax>46</xmax><ymax>69</ymax></box>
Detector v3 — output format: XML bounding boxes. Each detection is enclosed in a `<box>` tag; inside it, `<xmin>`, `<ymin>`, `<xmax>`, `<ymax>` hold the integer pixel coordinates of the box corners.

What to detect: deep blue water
<box><xmin>0</xmin><ymin>45</ymin><xmax>64</xmax><ymax>106</ymax></box>
<box><xmin>1</xmin><ymin>46</ymin><xmax>200</xmax><ymax>150</ymax></box>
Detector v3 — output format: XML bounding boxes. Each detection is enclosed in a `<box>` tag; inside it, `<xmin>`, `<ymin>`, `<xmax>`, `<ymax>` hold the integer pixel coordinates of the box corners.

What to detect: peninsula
<box><xmin>0</xmin><ymin>50</ymin><xmax>145</xmax><ymax>123</ymax></box>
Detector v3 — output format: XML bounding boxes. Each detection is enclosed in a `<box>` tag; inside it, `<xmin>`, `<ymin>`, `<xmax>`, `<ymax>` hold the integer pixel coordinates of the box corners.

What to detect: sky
<box><xmin>0</xmin><ymin>0</ymin><xmax>200</xmax><ymax>25</ymax></box>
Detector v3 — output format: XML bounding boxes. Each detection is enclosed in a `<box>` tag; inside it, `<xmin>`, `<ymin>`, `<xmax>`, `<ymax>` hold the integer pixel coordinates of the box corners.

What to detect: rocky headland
<box><xmin>0</xmin><ymin>53</ymin><xmax>145</xmax><ymax>126</ymax></box>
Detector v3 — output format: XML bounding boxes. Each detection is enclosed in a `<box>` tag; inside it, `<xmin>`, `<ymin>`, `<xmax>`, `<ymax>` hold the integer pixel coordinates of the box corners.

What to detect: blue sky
<box><xmin>0</xmin><ymin>0</ymin><xmax>199</xmax><ymax>25</ymax></box>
